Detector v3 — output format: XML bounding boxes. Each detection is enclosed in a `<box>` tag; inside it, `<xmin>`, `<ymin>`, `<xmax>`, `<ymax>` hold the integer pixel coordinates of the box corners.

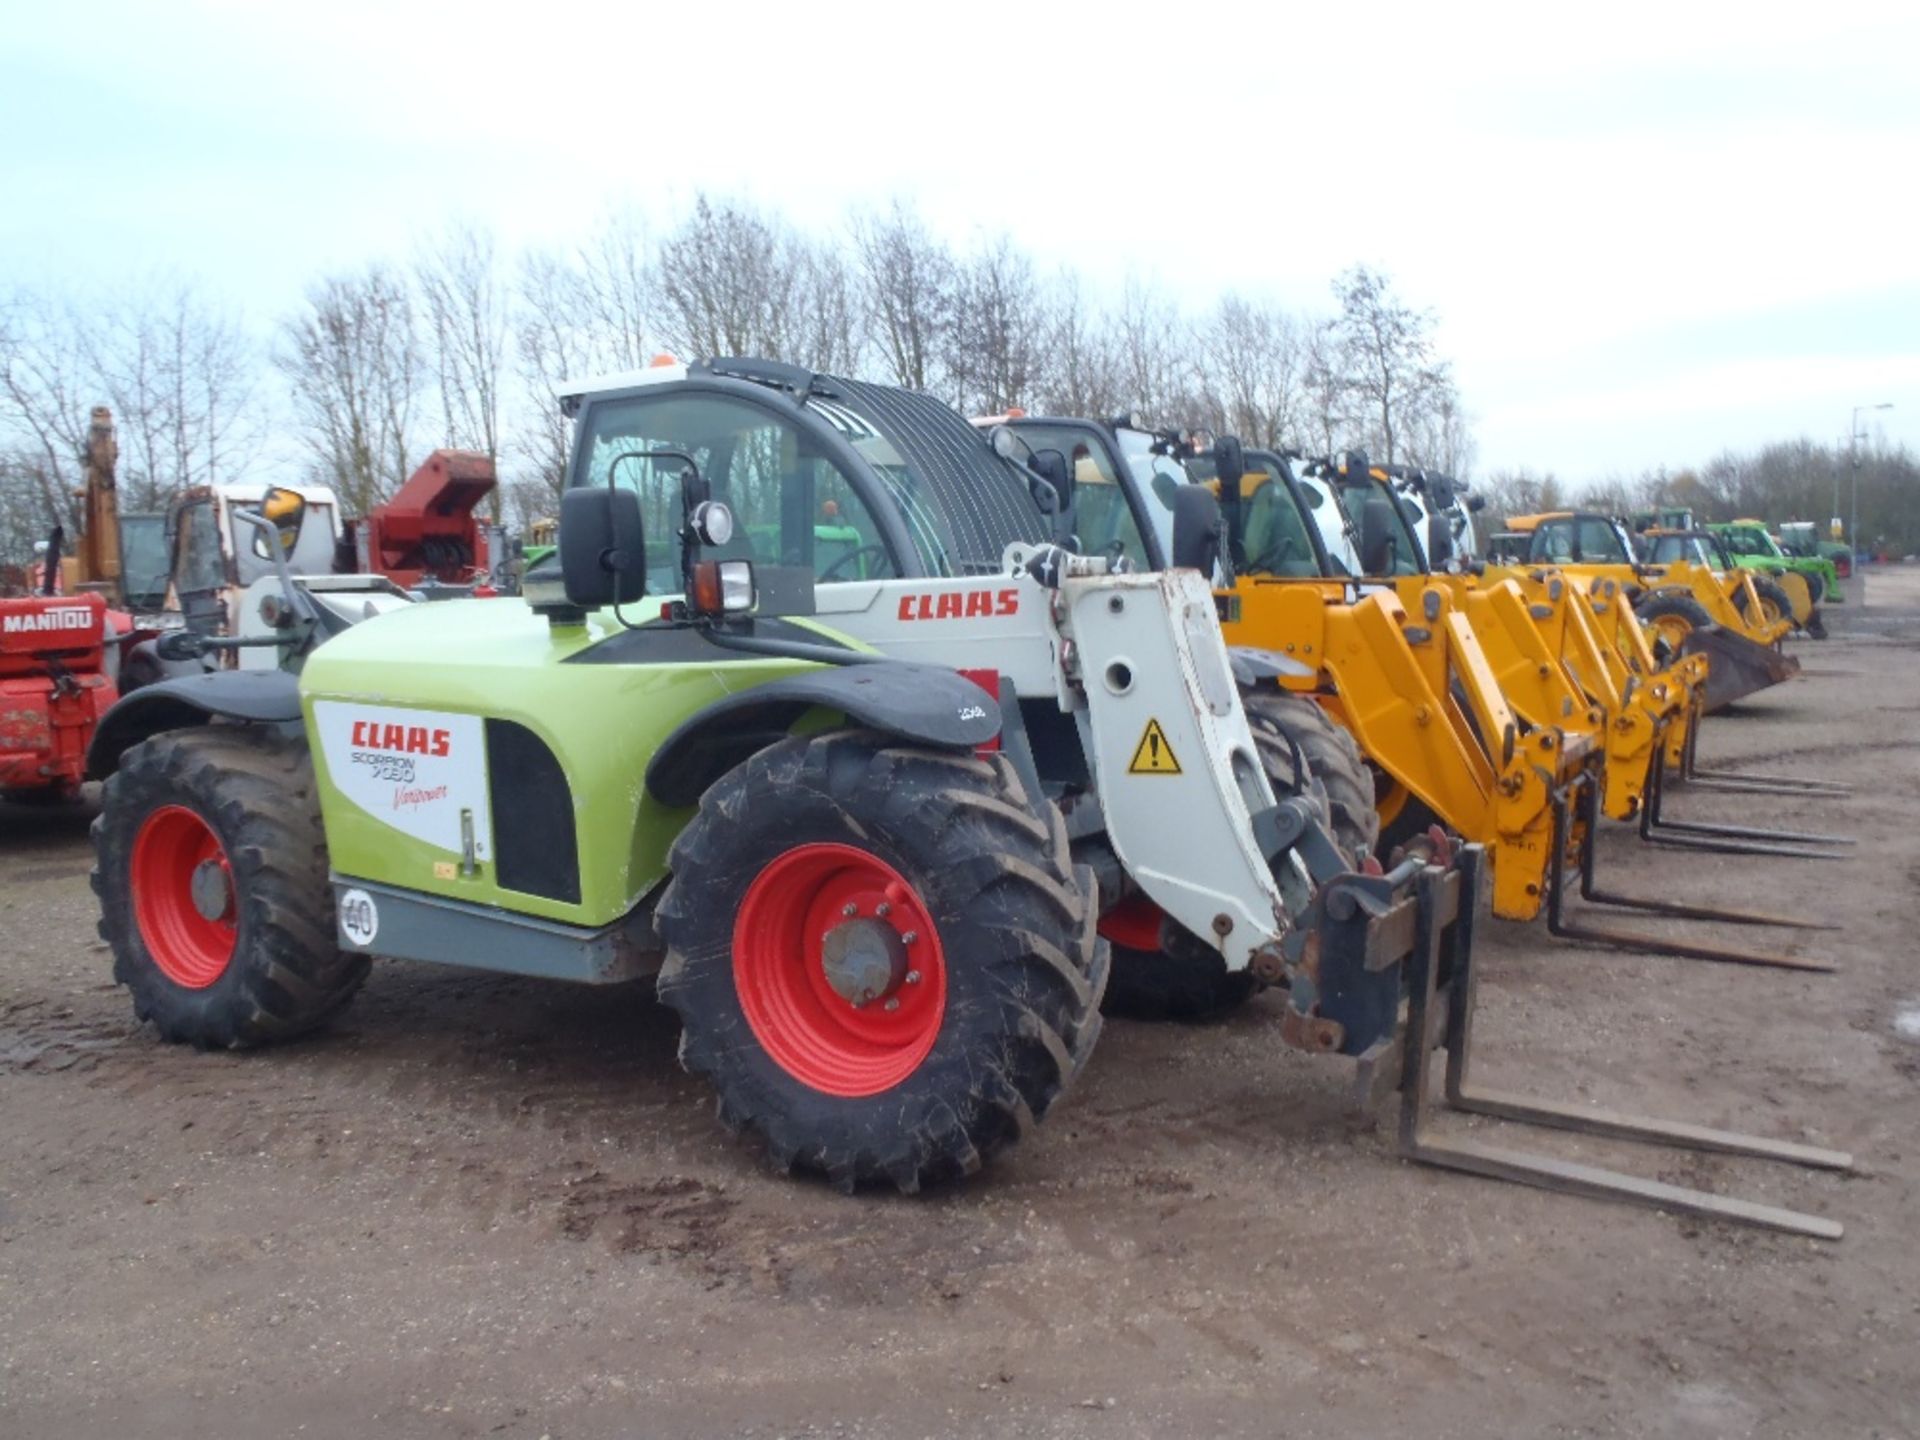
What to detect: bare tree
<box><xmin>943</xmin><ymin>236</ymin><xmax>1052</xmax><ymax>414</ymax></box>
<box><xmin>1192</xmin><ymin>295</ymin><xmax>1303</xmax><ymax>448</ymax></box>
<box><xmin>0</xmin><ymin>288</ymin><xmax>94</xmax><ymax>531</ymax></box>
<box><xmin>1296</xmin><ymin>322</ymin><xmax>1348</xmax><ymax>457</ymax></box>
<box><xmin>1400</xmin><ymin>383</ymin><xmax>1476</xmax><ymax>477</ymax></box>
<box><xmin>511</xmin><ymin>209</ymin><xmax>661</xmax><ymax>503</ymax></box>
<box><xmin>82</xmin><ymin>279</ymin><xmax>259</xmax><ymax>510</ymax></box>
<box><xmin>575</xmin><ymin>205</ymin><xmax>655</xmax><ymax>371</ymax></box>
<box><xmin>654</xmin><ymin>195</ymin><xmax>800</xmax><ymax>360</ymax></box>
<box><xmin>851</xmin><ymin>201</ymin><xmax>953</xmax><ymax>392</ymax></box>
<box><xmin>1036</xmin><ymin>270</ymin><xmax>1124</xmax><ymax>418</ymax></box>
<box><xmin>1479</xmin><ymin>468</ymin><xmax>1564</xmax><ymax>522</ymax></box>
<box><xmin>276</xmin><ymin>267</ymin><xmax>420</xmax><ymax>513</ymax></box>
<box><xmin>790</xmin><ymin>241</ymin><xmax>862</xmax><ymax>374</ymax></box>
<box><xmin>1327</xmin><ymin>265</ymin><xmax>1451</xmax><ymax>466</ymax></box>
<box><xmin>513</xmin><ymin>251</ymin><xmax>599</xmax><ymax>501</ymax></box>
<box><xmin>1109</xmin><ymin>280</ymin><xmax>1192</xmax><ymax>425</ymax></box>
<box><xmin>416</xmin><ymin>223</ymin><xmax>507</xmax><ymax>472</ymax></box>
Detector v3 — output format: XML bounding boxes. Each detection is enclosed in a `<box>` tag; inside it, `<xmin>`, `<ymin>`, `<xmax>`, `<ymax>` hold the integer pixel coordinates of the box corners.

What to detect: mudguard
<box><xmin>86</xmin><ymin>670</ymin><xmax>303</xmax><ymax>778</ymax></box>
<box><xmin>645</xmin><ymin>662</ymin><xmax>1001</xmax><ymax>807</ymax></box>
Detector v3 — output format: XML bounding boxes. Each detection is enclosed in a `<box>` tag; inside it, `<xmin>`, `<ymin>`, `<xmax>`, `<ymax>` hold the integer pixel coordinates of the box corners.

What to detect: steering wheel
<box><xmin>819</xmin><ymin>544</ymin><xmax>890</xmax><ymax>582</ymax></box>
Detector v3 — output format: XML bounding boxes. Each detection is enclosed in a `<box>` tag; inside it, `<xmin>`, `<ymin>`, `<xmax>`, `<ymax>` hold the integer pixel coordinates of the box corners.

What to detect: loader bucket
<box><xmin>1683</xmin><ymin>624</ymin><xmax>1798</xmax><ymax>712</ymax></box>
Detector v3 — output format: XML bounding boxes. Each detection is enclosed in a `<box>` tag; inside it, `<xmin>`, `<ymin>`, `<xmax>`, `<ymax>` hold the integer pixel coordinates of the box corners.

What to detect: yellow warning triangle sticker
<box><xmin>1128</xmin><ymin>718</ymin><xmax>1182</xmax><ymax>775</ymax></box>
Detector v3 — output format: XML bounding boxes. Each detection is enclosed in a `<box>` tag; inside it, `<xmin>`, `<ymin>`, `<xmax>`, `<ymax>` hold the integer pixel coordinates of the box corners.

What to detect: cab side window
<box><xmin>1534</xmin><ymin>520</ymin><xmax>1577</xmax><ymax>563</ymax></box>
<box><xmin>1239</xmin><ymin>473</ymin><xmax>1321</xmax><ymax>577</ymax></box>
<box><xmin>1576</xmin><ymin>518</ymin><xmax>1627</xmax><ymax>562</ymax></box>
<box><xmin>574</xmin><ymin>392</ymin><xmax>901</xmax><ymax>590</ymax></box>
<box><xmin>173</xmin><ymin>500</ymin><xmax>227</xmax><ymax>593</ymax></box>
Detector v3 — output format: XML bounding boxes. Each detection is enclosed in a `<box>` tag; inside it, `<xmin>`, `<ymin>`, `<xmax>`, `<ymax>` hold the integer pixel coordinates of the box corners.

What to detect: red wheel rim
<box><xmin>732</xmin><ymin>842</ymin><xmax>947</xmax><ymax>1098</ymax></box>
<box><xmin>1098</xmin><ymin>894</ymin><xmax>1164</xmax><ymax>953</ymax></box>
<box><xmin>131</xmin><ymin>804</ymin><xmax>237</xmax><ymax>989</ymax></box>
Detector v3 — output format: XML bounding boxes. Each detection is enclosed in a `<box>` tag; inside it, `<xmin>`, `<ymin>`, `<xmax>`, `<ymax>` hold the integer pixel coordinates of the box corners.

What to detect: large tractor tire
<box><xmin>1247</xmin><ymin>691</ymin><xmax>1380</xmax><ymax>865</ymax></box>
<box><xmin>1735</xmin><ymin>574</ymin><xmax>1798</xmax><ymax>636</ymax></box>
<box><xmin>653</xmin><ymin>729</ymin><xmax>1106</xmax><ymax>1194</ymax></box>
<box><xmin>1635</xmin><ymin>589</ymin><xmax>1715</xmax><ymax>657</ymax></box>
<box><xmin>92</xmin><ymin>726</ymin><xmax>368</xmax><ymax>1048</ymax></box>
<box><xmin>1098</xmin><ymin>690</ymin><xmax>1366</xmax><ymax>1024</ymax></box>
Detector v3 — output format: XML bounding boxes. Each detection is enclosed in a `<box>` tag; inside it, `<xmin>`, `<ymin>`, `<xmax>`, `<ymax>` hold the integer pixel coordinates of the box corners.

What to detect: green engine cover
<box><xmin>298</xmin><ymin>597</ymin><xmax>838</xmax><ymax>927</ymax></box>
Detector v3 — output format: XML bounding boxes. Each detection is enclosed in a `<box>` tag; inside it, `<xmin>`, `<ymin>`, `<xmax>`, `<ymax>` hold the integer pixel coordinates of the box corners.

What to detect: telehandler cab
<box><xmin>85</xmin><ymin>358</ymin><xmax>1847</xmax><ymax>1235</ymax></box>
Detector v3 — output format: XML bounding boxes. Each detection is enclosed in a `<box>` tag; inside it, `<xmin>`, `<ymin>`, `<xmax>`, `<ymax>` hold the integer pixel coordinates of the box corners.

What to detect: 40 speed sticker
<box><xmin>338</xmin><ymin>888</ymin><xmax>379</xmax><ymax>948</ymax></box>
<box><xmin>311</xmin><ymin>700</ymin><xmax>494</xmax><ymax>862</ymax></box>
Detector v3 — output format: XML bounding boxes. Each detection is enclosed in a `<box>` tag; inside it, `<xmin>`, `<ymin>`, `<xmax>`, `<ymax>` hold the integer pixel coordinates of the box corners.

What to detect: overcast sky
<box><xmin>3</xmin><ymin>0</ymin><xmax>1914</xmax><ymax>484</ymax></box>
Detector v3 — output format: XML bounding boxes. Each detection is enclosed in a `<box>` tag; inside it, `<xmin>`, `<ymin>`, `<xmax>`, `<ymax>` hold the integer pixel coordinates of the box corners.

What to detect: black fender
<box><xmin>87</xmin><ymin>670</ymin><xmax>303</xmax><ymax>779</ymax></box>
<box><xmin>646</xmin><ymin>663</ymin><xmax>1001</xmax><ymax>808</ymax></box>
<box><xmin>1227</xmin><ymin>645</ymin><xmax>1317</xmax><ymax>688</ymax></box>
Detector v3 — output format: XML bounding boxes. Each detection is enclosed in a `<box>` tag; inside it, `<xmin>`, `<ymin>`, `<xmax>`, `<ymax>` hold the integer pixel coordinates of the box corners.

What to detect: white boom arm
<box><xmin>816</xmin><ymin>551</ymin><xmax>1298</xmax><ymax>972</ymax></box>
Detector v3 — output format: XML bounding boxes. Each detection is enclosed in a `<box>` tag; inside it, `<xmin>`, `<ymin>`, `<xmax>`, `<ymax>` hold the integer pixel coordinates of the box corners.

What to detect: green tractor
<box><xmin>1708</xmin><ymin>518</ymin><xmax>1844</xmax><ymax>607</ymax></box>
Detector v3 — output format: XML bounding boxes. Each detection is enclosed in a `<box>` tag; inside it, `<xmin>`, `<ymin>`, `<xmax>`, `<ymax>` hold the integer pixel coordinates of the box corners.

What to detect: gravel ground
<box><xmin>3</xmin><ymin>569</ymin><xmax>1918</xmax><ymax>1439</ymax></box>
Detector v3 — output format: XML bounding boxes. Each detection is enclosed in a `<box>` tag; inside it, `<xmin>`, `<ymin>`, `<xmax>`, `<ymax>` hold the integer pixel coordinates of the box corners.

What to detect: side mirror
<box><xmin>1030</xmin><ymin>448</ymin><xmax>1073</xmax><ymax>518</ymax></box>
<box><xmin>256</xmin><ymin>486</ymin><xmax>307</xmax><ymax>559</ymax></box>
<box><xmin>1467</xmin><ymin>494</ymin><xmax>1486</xmax><ymax>513</ymax></box>
<box><xmin>1426</xmin><ymin>513</ymin><xmax>1453</xmax><ymax>567</ymax></box>
<box><xmin>1213</xmin><ymin>435</ymin><xmax>1245</xmax><ymax>490</ymax></box>
<box><xmin>560</xmin><ymin>487</ymin><xmax>647</xmax><ymax>608</ymax></box>
<box><xmin>1213</xmin><ymin>434</ymin><xmax>1246</xmax><ymax>564</ymax></box>
<box><xmin>1360</xmin><ymin>495</ymin><xmax>1396</xmax><ymax>576</ymax></box>
<box><xmin>1170</xmin><ymin>487</ymin><xmax>1223</xmax><ymax>576</ymax></box>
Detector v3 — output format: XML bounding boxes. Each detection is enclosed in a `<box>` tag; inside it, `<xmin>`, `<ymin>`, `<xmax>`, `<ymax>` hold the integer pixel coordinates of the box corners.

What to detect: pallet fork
<box><xmin>1671</xmin><ymin>703</ymin><xmax>1853</xmax><ymax>797</ymax></box>
<box><xmin>1630</xmin><ymin>694</ymin><xmax>1855</xmax><ymax>857</ymax></box>
<box><xmin>1335</xmin><ymin>848</ymin><xmax>1852</xmax><ymax>1240</ymax></box>
<box><xmin>1544</xmin><ymin>770</ymin><xmax>1837</xmax><ymax>971</ymax></box>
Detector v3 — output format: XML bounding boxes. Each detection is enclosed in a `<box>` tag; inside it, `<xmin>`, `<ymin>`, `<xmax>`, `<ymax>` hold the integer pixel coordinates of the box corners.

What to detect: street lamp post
<box><xmin>1850</xmin><ymin>402</ymin><xmax>1893</xmax><ymax>600</ymax></box>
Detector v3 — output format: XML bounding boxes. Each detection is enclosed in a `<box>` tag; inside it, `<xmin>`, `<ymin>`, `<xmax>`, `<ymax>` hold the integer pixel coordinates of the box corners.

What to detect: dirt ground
<box><xmin>4</xmin><ymin>572</ymin><xmax>1918</xmax><ymax>1440</ymax></box>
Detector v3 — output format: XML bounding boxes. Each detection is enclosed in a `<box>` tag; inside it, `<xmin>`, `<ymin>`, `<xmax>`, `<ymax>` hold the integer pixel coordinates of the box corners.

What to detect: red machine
<box><xmin>351</xmin><ymin>450</ymin><xmax>496</xmax><ymax>587</ymax></box>
<box><xmin>0</xmin><ymin>593</ymin><xmax>119</xmax><ymax>800</ymax></box>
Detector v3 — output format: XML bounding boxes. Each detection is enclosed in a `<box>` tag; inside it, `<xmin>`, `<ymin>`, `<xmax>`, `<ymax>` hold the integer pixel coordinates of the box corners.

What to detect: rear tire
<box><xmin>92</xmin><ymin>726</ymin><xmax>367</xmax><ymax>1048</ymax></box>
<box><xmin>654</xmin><ymin>730</ymin><xmax>1105</xmax><ymax>1193</ymax></box>
<box><xmin>1635</xmin><ymin>590</ymin><xmax>1714</xmax><ymax>653</ymax></box>
<box><xmin>1099</xmin><ymin>690</ymin><xmax>1364</xmax><ymax>1023</ymax></box>
<box><xmin>1736</xmin><ymin>574</ymin><xmax>1796</xmax><ymax>633</ymax></box>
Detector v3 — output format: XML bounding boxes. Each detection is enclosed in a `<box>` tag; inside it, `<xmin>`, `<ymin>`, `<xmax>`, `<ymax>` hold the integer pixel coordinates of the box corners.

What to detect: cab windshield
<box><xmin>1331</xmin><ymin>475</ymin><xmax>1424</xmax><ymax>575</ymax></box>
<box><xmin>1721</xmin><ymin>526</ymin><xmax>1782</xmax><ymax>559</ymax></box>
<box><xmin>119</xmin><ymin>514</ymin><xmax>171</xmax><ymax>608</ymax></box>
<box><xmin>1185</xmin><ymin>452</ymin><xmax>1326</xmax><ymax>578</ymax></box>
<box><xmin>1003</xmin><ymin>421</ymin><xmax>1152</xmax><ymax>572</ymax></box>
<box><xmin>1530</xmin><ymin>516</ymin><xmax>1631</xmax><ymax>565</ymax></box>
<box><xmin>1641</xmin><ymin>533</ymin><xmax>1713</xmax><ymax>566</ymax></box>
